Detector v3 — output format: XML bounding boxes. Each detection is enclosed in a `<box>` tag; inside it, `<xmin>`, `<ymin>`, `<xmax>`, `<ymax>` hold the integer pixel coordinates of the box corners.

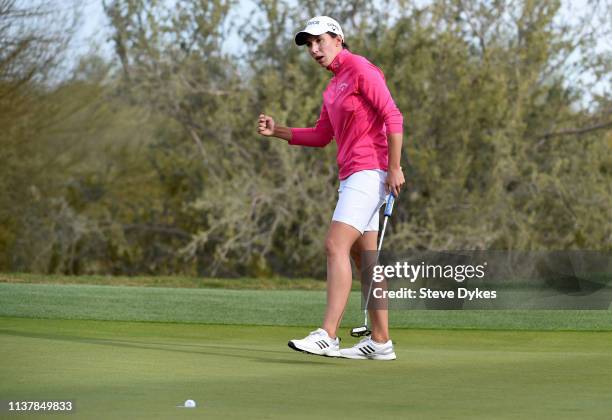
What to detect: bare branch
<box><xmin>537</xmin><ymin>120</ymin><xmax>612</xmax><ymax>140</ymax></box>
<box><xmin>122</xmin><ymin>223</ymin><xmax>191</xmax><ymax>239</ymax></box>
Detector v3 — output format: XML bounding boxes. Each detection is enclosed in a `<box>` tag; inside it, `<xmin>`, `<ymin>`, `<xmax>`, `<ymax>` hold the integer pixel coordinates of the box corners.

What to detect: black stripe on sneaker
<box><xmin>359</xmin><ymin>347</ymin><xmax>369</xmax><ymax>355</ymax></box>
<box><xmin>315</xmin><ymin>341</ymin><xmax>323</xmax><ymax>349</ymax></box>
<box><xmin>366</xmin><ymin>345</ymin><xmax>375</xmax><ymax>353</ymax></box>
<box><xmin>321</xmin><ymin>341</ymin><xmax>329</xmax><ymax>348</ymax></box>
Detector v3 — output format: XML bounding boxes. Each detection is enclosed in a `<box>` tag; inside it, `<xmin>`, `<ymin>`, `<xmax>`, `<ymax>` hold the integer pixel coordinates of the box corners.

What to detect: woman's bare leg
<box><xmin>350</xmin><ymin>231</ymin><xmax>390</xmax><ymax>343</ymax></box>
<box><xmin>321</xmin><ymin>221</ymin><xmax>362</xmax><ymax>338</ymax></box>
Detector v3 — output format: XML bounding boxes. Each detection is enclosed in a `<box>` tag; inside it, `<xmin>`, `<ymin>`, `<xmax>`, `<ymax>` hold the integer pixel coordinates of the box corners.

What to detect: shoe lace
<box><xmin>308</xmin><ymin>329</ymin><xmax>325</xmax><ymax>337</ymax></box>
<box><xmin>358</xmin><ymin>337</ymin><xmax>371</xmax><ymax>344</ymax></box>
<box><xmin>308</xmin><ymin>329</ymin><xmax>339</xmax><ymax>343</ymax></box>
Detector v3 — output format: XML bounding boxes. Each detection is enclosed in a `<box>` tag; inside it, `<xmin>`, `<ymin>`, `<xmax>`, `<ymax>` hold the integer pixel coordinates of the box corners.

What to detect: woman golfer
<box><xmin>257</xmin><ymin>16</ymin><xmax>404</xmax><ymax>360</ymax></box>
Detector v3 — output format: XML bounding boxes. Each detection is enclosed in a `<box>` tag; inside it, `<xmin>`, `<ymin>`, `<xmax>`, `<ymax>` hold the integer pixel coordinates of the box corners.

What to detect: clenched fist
<box><xmin>258</xmin><ymin>114</ymin><xmax>275</xmax><ymax>136</ymax></box>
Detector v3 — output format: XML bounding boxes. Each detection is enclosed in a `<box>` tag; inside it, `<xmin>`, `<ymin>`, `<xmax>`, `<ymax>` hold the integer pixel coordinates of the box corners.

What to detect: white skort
<box><xmin>332</xmin><ymin>169</ymin><xmax>387</xmax><ymax>234</ymax></box>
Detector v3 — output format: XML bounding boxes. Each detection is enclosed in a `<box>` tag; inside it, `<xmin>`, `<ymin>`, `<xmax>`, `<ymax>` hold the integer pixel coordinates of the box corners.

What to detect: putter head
<box><xmin>350</xmin><ymin>325</ymin><xmax>371</xmax><ymax>337</ymax></box>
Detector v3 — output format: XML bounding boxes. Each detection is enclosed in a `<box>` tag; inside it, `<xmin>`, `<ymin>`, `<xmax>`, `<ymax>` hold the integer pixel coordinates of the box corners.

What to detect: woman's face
<box><xmin>304</xmin><ymin>33</ymin><xmax>342</xmax><ymax>68</ymax></box>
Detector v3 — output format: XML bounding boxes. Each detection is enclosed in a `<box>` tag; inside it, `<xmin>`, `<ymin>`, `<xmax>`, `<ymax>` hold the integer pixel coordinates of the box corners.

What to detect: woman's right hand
<box><xmin>258</xmin><ymin>114</ymin><xmax>275</xmax><ymax>137</ymax></box>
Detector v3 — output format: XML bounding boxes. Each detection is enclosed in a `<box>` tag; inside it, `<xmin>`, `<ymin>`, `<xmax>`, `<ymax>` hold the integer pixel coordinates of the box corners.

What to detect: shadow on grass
<box><xmin>0</xmin><ymin>329</ymin><xmax>337</xmax><ymax>366</ymax></box>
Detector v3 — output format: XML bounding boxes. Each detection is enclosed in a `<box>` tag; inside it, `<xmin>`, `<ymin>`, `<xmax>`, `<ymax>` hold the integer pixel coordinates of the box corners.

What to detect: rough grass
<box><xmin>0</xmin><ymin>273</ymin><xmax>330</xmax><ymax>290</ymax></box>
<box><xmin>1</xmin><ymin>282</ymin><xmax>611</xmax><ymax>331</ymax></box>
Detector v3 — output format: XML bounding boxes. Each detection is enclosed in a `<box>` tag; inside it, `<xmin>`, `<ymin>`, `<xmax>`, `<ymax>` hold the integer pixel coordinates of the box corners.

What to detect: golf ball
<box><xmin>184</xmin><ymin>399</ymin><xmax>196</xmax><ymax>408</ymax></box>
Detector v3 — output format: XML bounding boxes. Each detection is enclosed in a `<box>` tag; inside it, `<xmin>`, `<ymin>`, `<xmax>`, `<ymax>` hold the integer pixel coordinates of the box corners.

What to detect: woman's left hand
<box><xmin>386</xmin><ymin>166</ymin><xmax>405</xmax><ymax>197</ymax></box>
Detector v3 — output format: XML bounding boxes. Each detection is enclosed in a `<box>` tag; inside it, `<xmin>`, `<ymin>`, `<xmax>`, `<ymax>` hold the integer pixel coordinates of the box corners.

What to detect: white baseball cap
<box><xmin>295</xmin><ymin>16</ymin><xmax>344</xmax><ymax>46</ymax></box>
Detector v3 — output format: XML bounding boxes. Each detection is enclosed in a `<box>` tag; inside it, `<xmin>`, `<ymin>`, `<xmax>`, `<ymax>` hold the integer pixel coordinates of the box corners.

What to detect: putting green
<box><xmin>1</xmin><ymin>318</ymin><xmax>611</xmax><ymax>419</ymax></box>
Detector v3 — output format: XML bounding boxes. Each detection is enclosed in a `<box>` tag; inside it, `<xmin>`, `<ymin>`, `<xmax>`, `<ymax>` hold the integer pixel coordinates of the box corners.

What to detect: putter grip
<box><xmin>384</xmin><ymin>193</ymin><xmax>395</xmax><ymax>217</ymax></box>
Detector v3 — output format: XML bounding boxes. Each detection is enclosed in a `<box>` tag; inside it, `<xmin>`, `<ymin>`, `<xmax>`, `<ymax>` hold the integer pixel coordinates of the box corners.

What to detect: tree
<box><xmin>0</xmin><ymin>0</ymin><xmax>78</xmax><ymax>270</ymax></box>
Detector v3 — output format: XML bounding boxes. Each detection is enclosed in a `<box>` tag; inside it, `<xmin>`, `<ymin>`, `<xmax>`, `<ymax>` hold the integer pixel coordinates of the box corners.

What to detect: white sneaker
<box><xmin>288</xmin><ymin>328</ymin><xmax>341</xmax><ymax>357</ymax></box>
<box><xmin>339</xmin><ymin>337</ymin><xmax>396</xmax><ymax>360</ymax></box>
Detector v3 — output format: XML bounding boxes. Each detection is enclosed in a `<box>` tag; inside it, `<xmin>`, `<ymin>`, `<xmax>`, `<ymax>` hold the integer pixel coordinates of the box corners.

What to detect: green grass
<box><xmin>1</xmin><ymin>282</ymin><xmax>611</xmax><ymax>331</ymax></box>
<box><xmin>1</xmin><ymin>318</ymin><xmax>611</xmax><ymax>419</ymax></box>
<box><xmin>1</xmin><ymin>278</ymin><xmax>612</xmax><ymax>419</ymax></box>
<box><xmin>0</xmin><ymin>272</ymin><xmax>329</xmax><ymax>290</ymax></box>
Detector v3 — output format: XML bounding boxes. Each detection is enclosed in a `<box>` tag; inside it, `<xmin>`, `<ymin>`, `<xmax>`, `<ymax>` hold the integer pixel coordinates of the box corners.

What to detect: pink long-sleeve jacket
<box><xmin>289</xmin><ymin>48</ymin><xmax>403</xmax><ymax>180</ymax></box>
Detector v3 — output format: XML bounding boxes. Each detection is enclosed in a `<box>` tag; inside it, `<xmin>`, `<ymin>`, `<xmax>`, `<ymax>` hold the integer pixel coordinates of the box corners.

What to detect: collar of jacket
<box><xmin>327</xmin><ymin>48</ymin><xmax>350</xmax><ymax>74</ymax></box>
